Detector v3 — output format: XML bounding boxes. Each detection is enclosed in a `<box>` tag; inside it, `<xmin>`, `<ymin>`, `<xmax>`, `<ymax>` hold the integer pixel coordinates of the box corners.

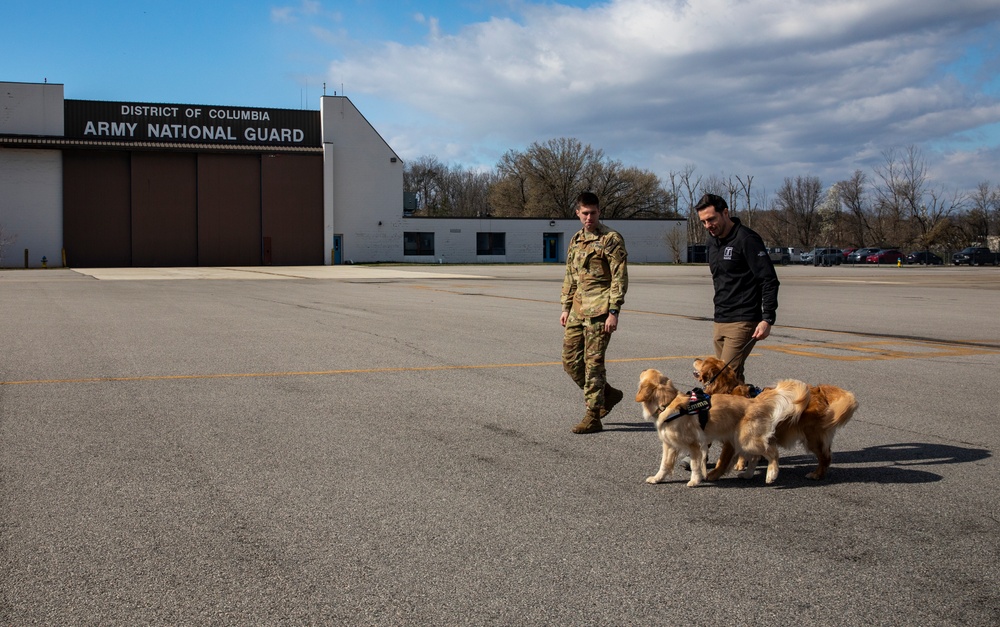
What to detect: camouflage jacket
<box><xmin>561</xmin><ymin>224</ymin><xmax>628</xmax><ymax>318</ymax></box>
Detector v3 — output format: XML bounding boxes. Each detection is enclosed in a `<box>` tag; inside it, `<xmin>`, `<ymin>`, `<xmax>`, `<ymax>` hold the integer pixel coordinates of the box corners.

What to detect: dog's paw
<box><xmin>645</xmin><ymin>475</ymin><xmax>661</xmax><ymax>484</ymax></box>
<box><xmin>737</xmin><ymin>469</ymin><xmax>755</xmax><ymax>479</ymax></box>
<box><xmin>686</xmin><ymin>478</ymin><xmax>702</xmax><ymax>487</ymax></box>
<box><xmin>805</xmin><ymin>470</ymin><xmax>824</xmax><ymax>480</ymax></box>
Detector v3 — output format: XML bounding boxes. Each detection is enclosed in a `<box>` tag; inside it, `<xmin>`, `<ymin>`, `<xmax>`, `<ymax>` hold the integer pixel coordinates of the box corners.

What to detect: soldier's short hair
<box><xmin>576</xmin><ymin>191</ymin><xmax>600</xmax><ymax>210</ymax></box>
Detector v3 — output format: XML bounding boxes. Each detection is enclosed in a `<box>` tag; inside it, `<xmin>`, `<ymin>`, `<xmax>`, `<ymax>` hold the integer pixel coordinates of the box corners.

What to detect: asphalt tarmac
<box><xmin>2</xmin><ymin>263</ymin><xmax>999</xmax><ymax>625</ymax></box>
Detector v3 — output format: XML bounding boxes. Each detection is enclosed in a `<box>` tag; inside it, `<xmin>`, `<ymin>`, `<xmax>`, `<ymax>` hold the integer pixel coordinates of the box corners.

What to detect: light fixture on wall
<box><xmin>378</xmin><ymin>221</ymin><xmax>382</xmax><ymax>226</ymax></box>
<box><xmin>549</xmin><ymin>220</ymin><xmax>556</xmax><ymax>227</ymax></box>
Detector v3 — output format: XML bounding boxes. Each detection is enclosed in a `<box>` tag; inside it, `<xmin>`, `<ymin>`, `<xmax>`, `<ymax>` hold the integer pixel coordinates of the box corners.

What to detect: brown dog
<box><xmin>693</xmin><ymin>356</ymin><xmax>859</xmax><ymax>480</ymax></box>
<box><xmin>636</xmin><ymin>368</ymin><xmax>810</xmax><ymax>486</ymax></box>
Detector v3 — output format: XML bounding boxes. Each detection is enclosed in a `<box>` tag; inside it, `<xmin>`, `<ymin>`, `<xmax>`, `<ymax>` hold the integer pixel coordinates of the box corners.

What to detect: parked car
<box><xmin>767</xmin><ymin>247</ymin><xmax>800</xmax><ymax>265</ymax></box>
<box><xmin>952</xmin><ymin>246</ymin><xmax>999</xmax><ymax>266</ymax></box>
<box><xmin>865</xmin><ymin>248</ymin><xmax>905</xmax><ymax>264</ymax></box>
<box><xmin>906</xmin><ymin>251</ymin><xmax>943</xmax><ymax>265</ymax></box>
<box><xmin>847</xmin><ymin>247</ymin><xmax>881</xmax><ymax>264</ymax></box>
<box><xmin>811</xmin><ymin>247</ymin><xmax>843</xmax><ymax>266</ymax></box>
<box><xmin>841</xmin><ymin>247</ymin><xmax>858</xmax><ymax>261</ymax></box>
<box><xmin>799</xmin><ymin>249</ymin><xmax>814</xmax><ymax>264</ymax></box>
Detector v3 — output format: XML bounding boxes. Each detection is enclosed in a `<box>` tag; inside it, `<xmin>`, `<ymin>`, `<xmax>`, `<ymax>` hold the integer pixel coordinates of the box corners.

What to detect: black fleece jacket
<box><xmin>706</xmin><ymin>217</ymin><xmax>779</xmax><ymax>324</ymax></box>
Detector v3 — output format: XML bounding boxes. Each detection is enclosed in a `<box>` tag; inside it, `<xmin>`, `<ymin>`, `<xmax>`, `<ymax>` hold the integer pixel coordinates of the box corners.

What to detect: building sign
<box><xmin>64</xmin><ymin>99</ymin><xmax>320</xmax><ymax>147</ymax></box>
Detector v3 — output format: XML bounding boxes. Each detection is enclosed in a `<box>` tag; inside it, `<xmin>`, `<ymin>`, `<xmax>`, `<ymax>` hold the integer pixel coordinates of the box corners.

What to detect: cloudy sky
<box><xmin>4</xmin><ymin>0</ymin><xmax>1000</xmax><ymax>197</ymax></box>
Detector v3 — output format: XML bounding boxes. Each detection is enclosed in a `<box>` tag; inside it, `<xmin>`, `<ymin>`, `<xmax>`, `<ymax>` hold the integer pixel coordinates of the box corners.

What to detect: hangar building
<box><xmin>0</xmin><ymin>81</ymin><xmax>683</xmax><ymax>268</ymax></box>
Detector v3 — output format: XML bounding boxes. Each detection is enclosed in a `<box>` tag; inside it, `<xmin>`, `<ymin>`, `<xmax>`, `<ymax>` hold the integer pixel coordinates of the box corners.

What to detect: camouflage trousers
<box><xmin>562</xmin><ymin>311</ymin><xmax>611</xmax><ymax>411</ymax></box>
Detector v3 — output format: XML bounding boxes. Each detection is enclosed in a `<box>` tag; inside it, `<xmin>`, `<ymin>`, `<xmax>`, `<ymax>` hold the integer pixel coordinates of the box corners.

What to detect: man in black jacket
<box><xmin>694</xmin><ymin>193</ymin><xmax>779</xmax><ymax>384</ymax></box>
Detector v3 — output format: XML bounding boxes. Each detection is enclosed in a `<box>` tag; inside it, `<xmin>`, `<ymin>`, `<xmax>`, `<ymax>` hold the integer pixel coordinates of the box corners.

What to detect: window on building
<box><xmin>477</xmin><ymin>232</ymin><xmax>506</xmax><ymax>255</ymax></box>
<box><xmin>404</xmin><ymin>232</ymin><xmax>435</xmax><ymax>256</ymax></box>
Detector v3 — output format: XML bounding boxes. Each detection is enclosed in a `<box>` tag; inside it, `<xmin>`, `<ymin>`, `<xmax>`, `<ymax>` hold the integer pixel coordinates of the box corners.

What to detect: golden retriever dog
<box><xmin>636</xmin><ymin>368</ymin><xmax>810</xmax><ymax>486</ymax></box>
<box><xmin>693</xmin><ymin>356</ymin><xmax>859</xmax><ymax>480</ymax></box>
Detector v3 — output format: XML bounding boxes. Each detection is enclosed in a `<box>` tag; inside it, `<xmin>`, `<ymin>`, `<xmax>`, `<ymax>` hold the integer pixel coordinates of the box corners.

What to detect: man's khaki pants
<box><xmin>713</xmin><ymin>321</ymin><xmax>757</xmax><ymax>384</ymax></box>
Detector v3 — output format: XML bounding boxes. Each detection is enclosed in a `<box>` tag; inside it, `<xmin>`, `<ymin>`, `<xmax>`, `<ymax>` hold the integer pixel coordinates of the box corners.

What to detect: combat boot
<box><xmin>572</xmin><ymin>407</ymin><xmax>603</xmax><ymax>434</ymax></box>
<box><xmin>600</xmin><ymin>384</ymin><xmax>624</xmax><ymax>418</ymax></box>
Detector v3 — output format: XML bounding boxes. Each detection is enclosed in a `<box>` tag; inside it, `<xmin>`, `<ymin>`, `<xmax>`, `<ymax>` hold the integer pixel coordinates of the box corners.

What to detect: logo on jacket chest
<box><xmin>723</xmin><ymin>246</ymin><xmax>734</xmax><ymax>260</ymax></box>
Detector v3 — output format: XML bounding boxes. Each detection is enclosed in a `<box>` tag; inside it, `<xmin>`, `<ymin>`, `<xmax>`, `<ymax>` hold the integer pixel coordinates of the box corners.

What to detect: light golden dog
<box><xmin>693</xmin><ymin>356</ymin><xmax>859</xmax><ymax>480</ymax></box>
<box><xmin>635</xmin><ymin>368</ymin><xmax>810</xmax><ymax>486</ymax></box>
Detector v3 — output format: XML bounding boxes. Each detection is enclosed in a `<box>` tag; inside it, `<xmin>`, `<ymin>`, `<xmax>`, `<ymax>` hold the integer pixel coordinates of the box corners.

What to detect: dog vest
<box><xmin>661</xmin><ymin>388</ymin><xmax>712</xmax><ymax>430</ymax></box>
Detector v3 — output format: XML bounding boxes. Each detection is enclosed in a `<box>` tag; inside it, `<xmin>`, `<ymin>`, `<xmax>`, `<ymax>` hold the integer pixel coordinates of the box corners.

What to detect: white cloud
<box><xmin>318</xmin><ymin>0</ymin><xmax>1000</xmax><ymax>192</ymax></box>
<box><xmin>271</xmin><ymin>7</ymin><xmax>295</xmax><ymax>24</ymax></box>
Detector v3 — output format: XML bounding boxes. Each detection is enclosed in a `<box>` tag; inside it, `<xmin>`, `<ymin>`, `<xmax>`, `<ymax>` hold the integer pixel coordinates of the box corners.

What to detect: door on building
<box><xmin>543</xmin><ymin>233</ymin><xmax>561</xmax><ymax>263</ymax></box>
<box><xmin>333</xmin><ymin>234</ymin><xmax>343</xmax><ymax>265</ymax></box>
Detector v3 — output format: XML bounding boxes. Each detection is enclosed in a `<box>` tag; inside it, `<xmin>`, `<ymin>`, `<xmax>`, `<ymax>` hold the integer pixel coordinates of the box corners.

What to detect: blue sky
<box><xmin>3</xmin><ymin>0</ymin><xmax>1000</xmax><ymax>198</ymax></box>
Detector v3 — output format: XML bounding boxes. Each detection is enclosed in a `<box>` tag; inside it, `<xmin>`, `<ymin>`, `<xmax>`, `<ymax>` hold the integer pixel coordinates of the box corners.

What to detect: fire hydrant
<box><xmin>41</xmin><ymin>255</ymin><xmax>48</xmax><ymax>269</ymax></box>
<box><xmin>897</xmin><ymin>257</ymin><xmax>901</xmax><ymax>268</ymax></box>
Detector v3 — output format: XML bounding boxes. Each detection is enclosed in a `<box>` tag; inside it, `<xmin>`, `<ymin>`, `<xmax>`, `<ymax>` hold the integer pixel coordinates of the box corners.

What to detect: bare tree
<box><xmin>775</xmin><ymin>175</ymin><xmax>823</xmax><ymax>247</ymax></box>
<box><xmin>0</xmin><ymin>224</ymin><xmax>16</xmax><ymax>268</ymax></box>
<box><xmin>490</xmin><ymin>138</ymin><xmax>595</xmax><ymax>218</ymax></box>
<box><xmin>489</xmin><ymin>137</ymin><xmax>672</xmax><ymax>219</ymax></box>
<box><xmin>753</xmin><ymin>198</ymin><xmax>786</xmax><ymax>247</ymax></box>
<box><xmin>668</xmin><ymin>164</ymin><xmax>703</xmax><ymax>246</ymax></box>
<box><xmin>446</xmin><ymin>168</ymin><xmax>499</xmax><ymax>217</ymax></box>
<box><xmin>734</xmin><ymin>174</ymin><xmax>759</xmax><ymax>225</ymax></box>
<box><xmin>664</xmin><ymin>227</ymin><xmax>685</xmax><ymax>263</ymax></box>
<box><xmin>967</xmin><ymin>181</ymin><xmax>999</xmax><ymax>243</ymax></box>
<box><xmin>836</xmin><ymin>170</ymin><xmax>872</xmax><ymax>246</ymax></box>
<box><xmin>403</xmin><ymin>155</ymin><xmax>449</xmax><ymax>216</ymax></box>
<box><xmin>585</xmin><ymin>162</ymin><xmax>676</xmax><ymax>218</ymax></box>
<box><xmin>916</xmin><ymin>186</ymin><xmax>965</xmax><ymax>249</ymax></box>
<box><xmin>873</xmin><ymin>146</ymin><xmax>928</xmax><ymax>246</ymax></box>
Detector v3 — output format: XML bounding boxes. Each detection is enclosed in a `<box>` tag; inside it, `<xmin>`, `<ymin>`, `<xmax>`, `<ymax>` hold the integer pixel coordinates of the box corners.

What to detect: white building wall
<box><xmin>0</xmin><ymin>82</ymin><xmax>65</xmax><ymax>268</ymax></box>
<box><xmin>0</xmin><ymin>149</ymin><xmax>63</xmax><ymax>268</ymax></box>
<box><xmin>320</xmin><ymin>96</ymin><xmax>404</xmax><ymax>264</ymax></box>
<box><xmin>0</xmin><ymin>82</ymin><xmax>64</xmax><ymax>135</ymax></box>
<box><xmin>398</xmin><ymin>217</ymin><xmax>685</xmax><ymax>264</ymax></box>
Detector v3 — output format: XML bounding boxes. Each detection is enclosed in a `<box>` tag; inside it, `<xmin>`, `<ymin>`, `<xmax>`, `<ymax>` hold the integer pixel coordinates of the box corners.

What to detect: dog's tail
<box><xmin>820</xmin><ymin>386</ymin><xmax>859</xmax><ymax>429</ymax></box>
<box><xmin>739</xmin><ymin>379</ymin><xmax>810</xmax><ymax>453</ymax></box>
<box><xmin>776</xmin><ymin>378</ymin><xmax>812</xmax><ymax>423</ymax></box>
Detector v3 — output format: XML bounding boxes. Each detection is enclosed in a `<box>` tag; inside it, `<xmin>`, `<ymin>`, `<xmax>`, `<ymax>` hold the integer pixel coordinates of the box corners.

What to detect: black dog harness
<box><xmin>660</xmin><ymin>388</ymin><xmax>712</xmax><ymax>430</ymax></box>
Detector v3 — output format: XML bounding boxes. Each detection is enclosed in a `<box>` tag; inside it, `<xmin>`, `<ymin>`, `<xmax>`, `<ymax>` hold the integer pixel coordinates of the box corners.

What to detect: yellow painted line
<box><xmin>0</xmin><ymin>355</ymin><xmax>698</xmax><ymax>387</ymax></box>
<box><xmin>825</xmin><ymin>280</ymin><xmax>909</xmax><ymax>285</ymax></box>
<box><xmin>760</xmin><ymin>339</ymin><xmax>1000</xmax><ymax>361</ymax></box>
<box><xmin>5</xmin><ymin>337</ymin><xmax>997</xmax><ymax>387</ymax></box>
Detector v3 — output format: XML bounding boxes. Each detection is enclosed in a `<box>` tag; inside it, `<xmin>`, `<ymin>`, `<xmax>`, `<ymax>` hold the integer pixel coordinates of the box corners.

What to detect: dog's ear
<box><xmin>635</xmin><ymin>381</ymin><xmax>652</xmax><ymax>402</ymax></box>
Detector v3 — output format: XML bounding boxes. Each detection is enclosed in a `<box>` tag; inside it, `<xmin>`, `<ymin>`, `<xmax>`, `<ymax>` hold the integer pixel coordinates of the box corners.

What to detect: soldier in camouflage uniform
<box><xmin>560</xmin><ymin>192</ymin><xmax>629</xmax><ymax>434</ymax></box>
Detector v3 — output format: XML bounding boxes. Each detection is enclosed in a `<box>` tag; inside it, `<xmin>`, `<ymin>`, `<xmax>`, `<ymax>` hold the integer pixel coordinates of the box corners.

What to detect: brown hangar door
<box><xmin>63</xmin><ymin>150</ymin><xmax>322</xmax><ymax>267</ymax></box>
<box><xmin>261</xmin><ymin>153</ymin><xmax>324</xmax><ymax>265</ymax></box>
<box><xmin>63</xmin><ymin>151</ymin><xmax>132</xmax><ymax>267</ymax></box>
<box><xmin>131</xmin><ymin>153</ymin><xmax>198</xmax><ymax>266</ymax></box>
<box><xmin>197</xmin><ymin>154</ymin><xmax>261</xmax><ymax>266</ymax></box>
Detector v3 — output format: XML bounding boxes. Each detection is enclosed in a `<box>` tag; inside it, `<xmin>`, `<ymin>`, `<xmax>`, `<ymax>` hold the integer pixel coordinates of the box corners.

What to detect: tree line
<box><xmin>404</xmin><ymin>139</ymin><xmax>1000</xmax><ymax>253</ymax></box>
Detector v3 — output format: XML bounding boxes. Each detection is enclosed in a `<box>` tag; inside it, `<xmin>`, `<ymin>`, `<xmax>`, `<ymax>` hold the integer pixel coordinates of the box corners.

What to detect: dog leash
<box><xmin>705</xmin><ymin>337</ymin><xmax>757</xmax><ymax>386</ymax></box>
